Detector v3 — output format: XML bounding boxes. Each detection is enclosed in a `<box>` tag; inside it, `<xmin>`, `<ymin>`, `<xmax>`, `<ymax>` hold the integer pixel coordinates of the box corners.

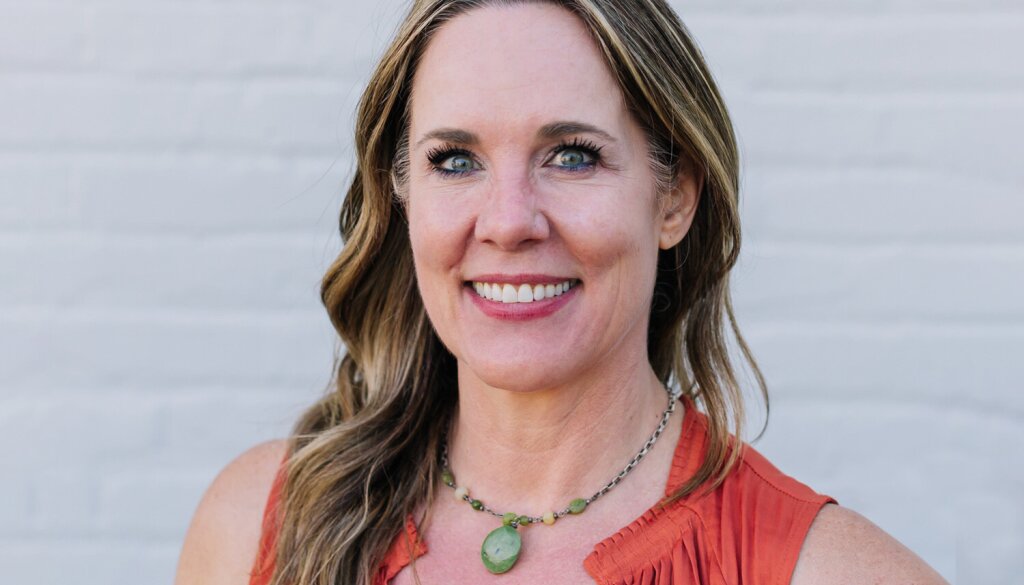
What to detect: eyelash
<box><xmin>553</xmin><ymin>137</ymin><xmax>603</xmax><ymax>171</ymax></box>
<box><xmin>426</xmin><ymin>144</ymin><xmax>474</xmax><ymax>177</ymax></box>
<box><xmin>425</xmin><ymin>138</ymin><xmax>604</xmax><ymax>177</ymax></box>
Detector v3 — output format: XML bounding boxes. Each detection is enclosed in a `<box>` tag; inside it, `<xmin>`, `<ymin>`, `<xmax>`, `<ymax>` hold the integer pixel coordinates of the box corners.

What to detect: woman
<box><xmin>176</xmin><ymin>1</ymin><xmax>949</xmax><ymax>584</ymax></box>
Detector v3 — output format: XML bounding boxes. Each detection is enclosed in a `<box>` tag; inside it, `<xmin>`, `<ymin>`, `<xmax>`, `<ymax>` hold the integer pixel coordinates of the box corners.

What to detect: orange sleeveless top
<box><xmin>249</xmin><ymin>396</ymin><xmax>837</xmax><ymax>585</ymax></box>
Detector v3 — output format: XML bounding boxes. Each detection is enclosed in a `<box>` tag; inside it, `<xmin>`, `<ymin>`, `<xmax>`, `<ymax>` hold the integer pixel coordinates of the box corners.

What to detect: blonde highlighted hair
<box><xmin>268</xmin><ymin>1</ymin><xmax>767</xmax><ymax>583</ymax></box>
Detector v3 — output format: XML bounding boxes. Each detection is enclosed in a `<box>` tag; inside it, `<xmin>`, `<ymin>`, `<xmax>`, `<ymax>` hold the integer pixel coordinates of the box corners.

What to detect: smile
<box><xmin>470</xmin><ymin>280</ymin><xmax>578</xmax><ymax>303</ymax></box>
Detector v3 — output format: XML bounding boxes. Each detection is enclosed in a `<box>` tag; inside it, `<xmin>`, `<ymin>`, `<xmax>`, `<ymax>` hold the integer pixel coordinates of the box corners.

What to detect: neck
<box><xmin>445</xmin><ymin>355</ymin><xmax>675</xmax><ymax>515</ymax></box>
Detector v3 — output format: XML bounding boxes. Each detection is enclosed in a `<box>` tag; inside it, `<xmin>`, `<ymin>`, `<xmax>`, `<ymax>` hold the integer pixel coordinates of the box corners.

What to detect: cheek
<box><xmin>407</xmin><ymin>193</ymin><xmax>472</xmax><ymax>285</ymax></box>
<box><xmin>577</xmin><ymin>228</ymin><xmax>657</xmax><ymax>293</ymax></box>
<box><xmin>557</xmin><ymin>190</ymin><xmax>661</xmax><ymax>281</ymax></box>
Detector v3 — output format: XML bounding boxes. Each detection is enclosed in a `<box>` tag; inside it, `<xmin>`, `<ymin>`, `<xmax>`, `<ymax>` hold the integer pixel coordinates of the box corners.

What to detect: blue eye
<box><xmin>441</xmin><ymin>154</ymin><xmax>476</xmax><ymax>173</ymax></box>
<box><xmin>550</xmin><ymin>138</ymin><xmax>602</xmax><ymax>172</ymax></box>
<box><xmin>427</xmin><ymin>146</ymin><xmax>479</xmax><ymax>176</ymax></box>
<box><xmin>554</xmin><ymin>149</ymin><xmax>592</xmax><ymax>169</ymax></box>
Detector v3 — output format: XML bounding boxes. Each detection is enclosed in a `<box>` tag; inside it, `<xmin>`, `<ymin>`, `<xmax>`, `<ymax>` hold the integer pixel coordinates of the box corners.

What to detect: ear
<box><xmin>658</xmin><ymin>166</ymin><xmax>703</xmax><ymax>250</ymax></box>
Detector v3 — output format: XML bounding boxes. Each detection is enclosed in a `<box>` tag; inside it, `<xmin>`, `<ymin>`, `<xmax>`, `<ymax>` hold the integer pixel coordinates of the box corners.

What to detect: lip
<box><xmin>464</xmin><ymin>281</ymin><xmax>579</xmax><ymax>321</ymax></box>
<box><xmin>464</xmin><ymin>273</ymin><xmax>576</xmax><ymax>286</ymax></box>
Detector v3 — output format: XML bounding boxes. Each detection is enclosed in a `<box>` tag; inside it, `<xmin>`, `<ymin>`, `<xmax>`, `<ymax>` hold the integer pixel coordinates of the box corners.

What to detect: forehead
<box><xmin>410</xmin><ymin>3</ymin><xmax>627</xmax><ymax>139</ymax></box>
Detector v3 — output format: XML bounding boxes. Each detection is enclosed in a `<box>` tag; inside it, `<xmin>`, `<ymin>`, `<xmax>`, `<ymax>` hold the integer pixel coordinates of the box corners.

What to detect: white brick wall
<box><xmin>1</xmin><ymin>1</ymin><xmax>1020</xmax><ymax>583</ymax></box>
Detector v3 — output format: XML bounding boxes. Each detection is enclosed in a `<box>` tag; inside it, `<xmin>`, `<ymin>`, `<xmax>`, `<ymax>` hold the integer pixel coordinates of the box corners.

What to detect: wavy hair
<box><xmin>268</xmin><ymin>1</ymin><xmax>767</xmax><ymax>584</ymax></box>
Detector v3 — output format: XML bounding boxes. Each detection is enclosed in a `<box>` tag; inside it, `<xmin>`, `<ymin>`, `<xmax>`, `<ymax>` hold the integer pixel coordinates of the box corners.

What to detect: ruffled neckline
<box><xmin>382</xmin><ymin>393</ymin><xmax>706</xmax><ymax>584</ymax></box>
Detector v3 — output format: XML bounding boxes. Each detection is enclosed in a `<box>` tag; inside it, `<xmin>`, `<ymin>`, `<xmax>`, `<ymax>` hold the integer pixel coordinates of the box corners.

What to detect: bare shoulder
<box><xmin>791</xmin><ymin>503</ymin><xmax>949</xmax><ymax>585</ymax></box>
<box><xmin>174</xmin><ymin>439</ymin><xmax>290</xmax><ymax>585</ymax></box>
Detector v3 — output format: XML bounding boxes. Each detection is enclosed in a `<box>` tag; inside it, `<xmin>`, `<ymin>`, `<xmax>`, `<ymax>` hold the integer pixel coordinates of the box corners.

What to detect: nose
<box><xmin>474</xmin><ymin>172</ymin><xmax>550</xmax><ymax>250</ymax></box>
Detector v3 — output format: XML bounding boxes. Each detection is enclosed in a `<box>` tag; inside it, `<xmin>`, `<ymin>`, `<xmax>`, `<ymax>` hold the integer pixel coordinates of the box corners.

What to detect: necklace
<box><xmin>440</xmin><ymin>386</ymin><xmax>681</xmax><ymax>575</ymax></box>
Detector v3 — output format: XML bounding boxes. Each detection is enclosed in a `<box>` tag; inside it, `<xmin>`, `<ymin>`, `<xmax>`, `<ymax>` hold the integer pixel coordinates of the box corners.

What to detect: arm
<box><xmin>791</xmin><ymin>503</ymin><xmax>950</xmax><ymax>585</ymax></box>
<box><xmin>174</xmin><ymin>439</ymin><xmax>290</xmax><ymax>585</ymax></box>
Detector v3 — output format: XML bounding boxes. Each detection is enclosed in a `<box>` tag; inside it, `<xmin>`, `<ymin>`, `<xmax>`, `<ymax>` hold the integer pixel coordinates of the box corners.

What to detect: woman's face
<box><xmin>406</xmin><ymin>3</ymin><xmax>697</xmax><ymax>391</ymax></box>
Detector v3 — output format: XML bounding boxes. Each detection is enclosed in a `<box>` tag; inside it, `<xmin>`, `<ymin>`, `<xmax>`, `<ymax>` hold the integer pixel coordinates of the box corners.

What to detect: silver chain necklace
<box><xmin>439</xmin><ymin>386</ymin><xmax>682</xmax><ymax>575</ymax></box>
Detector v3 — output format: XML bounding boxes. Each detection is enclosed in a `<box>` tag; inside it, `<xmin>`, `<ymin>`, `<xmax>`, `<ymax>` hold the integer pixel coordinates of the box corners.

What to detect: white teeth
<box><xmin>470</xmin><ymin>279</ymin><xmax>576</xmax><ymax>303</ymax></box>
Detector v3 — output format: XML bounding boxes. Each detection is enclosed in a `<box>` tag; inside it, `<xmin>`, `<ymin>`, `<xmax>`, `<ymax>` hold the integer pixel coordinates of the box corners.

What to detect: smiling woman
<box><xmin>404</xmin><ymin>7</ymin><xmax>693</xmax><ymax>399</ymax></box>
<box><xmin>174</xmin><ymin>2</ymin><xmax>949</xmax><ymax>585</ymax></box>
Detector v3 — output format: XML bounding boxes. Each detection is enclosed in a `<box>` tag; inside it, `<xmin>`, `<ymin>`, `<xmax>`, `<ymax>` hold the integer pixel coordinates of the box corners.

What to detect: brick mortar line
<box><xmin>0</xmin><ymin>69</ymin><xmax>365</xmax><ymax>86</ymax></box>
<box><xmin>0</xmin><ymin>145</ymin><xmax>350</xmax><ymax>158</ymax></box>
<box><xmin>0</xmin><ymin>307</ymin><xmax>327</xmax><ymax>322</ymax></box>
<box><xmin>746</xmin><ymin>241</ymin><xmax>1024</xmax><ymax>252</ymax></box>
<box><xmin>4</xmin><ymin>230</ymin><xmax>1021</xmax><ymax>250</ymax></box>
<box><xmin>767</xmin><ymin>395</ymin><xmax>1024</xmax><ymax>423</ymax></box>
<box><xmin>15</xmin><ymin>2</ymin><xmax>1024</xmax><ymax>17</ymax></box>
<box><xmin>4</xmin><ymin>309</ymin><xmax>1024</xmax><ymax>330</ymax></box>
<box><xmin>0</xmin><ymin>229</ymin><xmax>336</xmax><ymax>242</ymax></box>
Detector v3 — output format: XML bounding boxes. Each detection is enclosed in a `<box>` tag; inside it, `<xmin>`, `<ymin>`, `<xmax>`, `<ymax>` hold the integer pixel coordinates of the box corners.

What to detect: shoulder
<box><xmin>175</xmin><ymin>439</ymin><xmax>290</xmax><ymax>585</ymax></box>
<box><xmin>790</xmin><ymin>503</ymin><xmax>949</xmax><ymax>585</ymax></box>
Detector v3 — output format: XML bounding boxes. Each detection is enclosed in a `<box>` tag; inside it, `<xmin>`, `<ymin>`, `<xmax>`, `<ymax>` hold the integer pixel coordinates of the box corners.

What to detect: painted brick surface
<box><xmin>1</xmin><ymin>1</ymin><xmax>1020</xmax><ymax>583</ymax></box>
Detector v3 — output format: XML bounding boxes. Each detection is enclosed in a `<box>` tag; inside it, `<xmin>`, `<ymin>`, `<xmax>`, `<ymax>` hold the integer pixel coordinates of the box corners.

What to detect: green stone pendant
<box><xmin>480</xmin><ymin>525</ymin><xmax>522</xmax><ymax>574</ymax></box>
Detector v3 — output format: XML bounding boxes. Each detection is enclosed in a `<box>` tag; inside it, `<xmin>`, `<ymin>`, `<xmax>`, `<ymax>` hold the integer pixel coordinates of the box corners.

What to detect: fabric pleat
<box><xmin>249</xmin><ymin>395</ymin><xmax>836</xmax><ymax>585</ymax></box>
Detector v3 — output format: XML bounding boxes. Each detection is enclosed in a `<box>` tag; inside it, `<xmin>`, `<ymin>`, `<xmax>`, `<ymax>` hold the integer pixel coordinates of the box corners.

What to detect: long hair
<box><xmin>268</xmin><ymin>1</ymin><xmax>767</xmax><ymax>583</ymax></box>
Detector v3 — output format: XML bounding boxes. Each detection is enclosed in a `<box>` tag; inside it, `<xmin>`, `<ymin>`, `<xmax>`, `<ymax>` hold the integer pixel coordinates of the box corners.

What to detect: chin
<box><xmin>460</xmin><ymin>356</ymin><xmax>577</xmax><ymax>393</ymax></box>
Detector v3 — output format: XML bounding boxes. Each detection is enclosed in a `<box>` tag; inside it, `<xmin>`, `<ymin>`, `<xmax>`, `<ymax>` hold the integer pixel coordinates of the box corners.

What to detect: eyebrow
<box><xmin>415</xmin><ymin>128</ymin><xmax>478</xmax><ymax>150</ymax></box>
<box><xmin>413</xmin><ymin>120</ymin><xmax>616</xmax><ymax>150</ymax></box>
<box><xmin>537</xmin><ymin>121</ymin><xmax>616</xmax><ymax>143</ymax></box>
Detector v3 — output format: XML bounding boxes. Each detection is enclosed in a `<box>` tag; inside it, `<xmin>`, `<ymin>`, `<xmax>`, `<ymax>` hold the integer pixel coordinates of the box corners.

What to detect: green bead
<box><xmin>517</xmin><ymin>515</ymin><xmax>530</xmax><ymax>526</ymax></box>
<box><xmin>441</xmin><ymin>470</ymin><xmax>454</xmax><ymax>486</ymax></box>
<box><xmin>568</xmin><ymin>498</ymin><xmax>587</xmax><ymax>514</ymax></box>
<box><xmin>481</xmin><ymin>525</ymin><xmax>521</xmax><ymax>574</ymax></box>
<box><xmin>470</xmin><ymin>499</ymin><xmax>484</xmax><ymax>511</ymax></box>
<box><xmin>502</xmin><ymin>512</ymin><xmax>518</xmax><ymax>526</ymax></box>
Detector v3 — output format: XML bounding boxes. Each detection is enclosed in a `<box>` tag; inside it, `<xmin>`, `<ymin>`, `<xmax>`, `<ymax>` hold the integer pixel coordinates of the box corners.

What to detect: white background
<box><xmin>1</xmin><ymin>1</ymin><xmax>1021</xmax><ymax>583</ymax></box>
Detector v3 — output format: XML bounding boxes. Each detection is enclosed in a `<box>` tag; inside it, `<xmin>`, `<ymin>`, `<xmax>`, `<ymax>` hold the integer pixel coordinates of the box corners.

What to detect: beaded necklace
<box><xmin>440</xmin><ymin>386</ymin><xmax>681</xmax><ymax>575</ymax></box>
